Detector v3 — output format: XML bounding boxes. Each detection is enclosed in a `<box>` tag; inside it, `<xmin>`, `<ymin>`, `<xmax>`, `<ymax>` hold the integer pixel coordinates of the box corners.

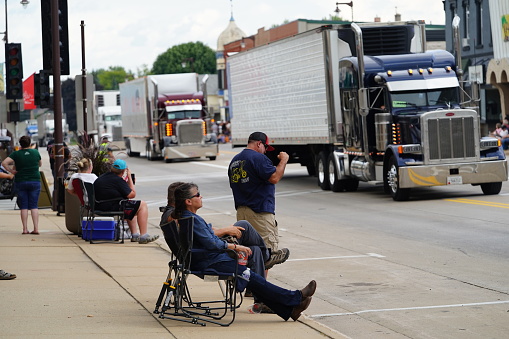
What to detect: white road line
<box><xmin>286</xmin><ymin>253</ymin><xmax>385</xmax><ymax>262</ymax></box>
<box><xmin>311</xmin><ymin>300</ymin><xmax>509</xmax><ymax>318</ymax></box>
<box><xmin>193</xmin><ymin>162</ymin><xmax>229</xmax><ymax>170</ymax></box>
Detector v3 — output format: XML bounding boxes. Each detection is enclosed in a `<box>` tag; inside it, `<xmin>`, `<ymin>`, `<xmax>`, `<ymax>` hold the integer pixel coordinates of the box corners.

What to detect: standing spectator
<box><xmin>94</xmin><ymin>159</ymin><xmax>159</xmax><ymax>244</ymax></box>
<box><xmin>47</xmin><ymin>134</ymin><xmax>71</xmax><ymax>180</ymax></box>
<box><xmin>211</xmin><ymin>121</ymin><xmax>219</xmax><ymax>137</ymax></box>
<box><xmin>98</xmin><ymin>136</ymin><xmax>114</xmax><ymax>163</ymax></box>
<box><xmin>228</xmin><ymin>132</ymin><xmax>290</xmax><ymax>271</ymax></box>
<box><xmin>2</xmin><ymin>136</ymin><xmax>42</xmax><ymax>235</ymax></box>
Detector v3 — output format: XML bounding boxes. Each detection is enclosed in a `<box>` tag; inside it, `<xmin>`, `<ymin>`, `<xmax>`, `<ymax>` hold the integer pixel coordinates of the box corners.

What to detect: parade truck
<box><xmin>36</xmin><ymin>112</ymin><xmax>69</xmax><ymax>147</ymax></box>
<box><xmin>93</xmin><ymin>90</ymin><xmax>122</xmax><ymax>141</ymax></box>
<box><xmin>227</xmin><ymin>21</ymin><xmax>507</xmax><ymax>200</ymax></box>
<box><xmin>120</xmin><ymin>73</ymin><xmax>218</xmax><ymax>162</ymax></box>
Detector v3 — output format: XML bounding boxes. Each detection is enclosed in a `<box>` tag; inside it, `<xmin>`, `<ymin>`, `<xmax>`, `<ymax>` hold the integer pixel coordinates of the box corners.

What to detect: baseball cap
<box><xmin>248</xmin><ymin>132</ymin><xmax>275</xmax><ymax>151</ymax></box>
<box><xmin>112</xmin><ymin>159</ymin><xmax>127</xmax><ymax>170</ymax></box>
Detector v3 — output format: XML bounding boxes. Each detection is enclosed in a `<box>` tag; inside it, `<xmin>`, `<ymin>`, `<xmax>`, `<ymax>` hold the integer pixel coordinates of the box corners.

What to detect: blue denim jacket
<box><xmin>182</xmin><ymin>210</ymin><xmax>232</xmax><ymax>270</ymax></box>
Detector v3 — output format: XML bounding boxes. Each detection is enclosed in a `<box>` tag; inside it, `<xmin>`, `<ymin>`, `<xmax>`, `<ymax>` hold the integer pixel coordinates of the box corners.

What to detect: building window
<box><xmin>97</xmin><ymin>95</ymin><xmax>104</xmax><ymax>107</ymax></box>
<box><xmin>475</xmin><ymin>0</ymin><xmax>483</xmax><ymax>48</ymax></box>
<box><xmin>462</xmin><ymin>0</ymin><xmax>470</xmax><ymax>39</ymax></box>
<box><xmin>116</xmin><ymin>94</ymin><xmax>120</xmax><ymax>106</ymax></box>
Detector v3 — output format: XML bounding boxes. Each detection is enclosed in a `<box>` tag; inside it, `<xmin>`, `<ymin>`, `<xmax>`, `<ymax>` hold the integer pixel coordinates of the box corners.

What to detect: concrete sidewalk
<box><xmin>0</xmin><ymin>209</ymin><xmax>345</xmax><ymax>338</ymax></box>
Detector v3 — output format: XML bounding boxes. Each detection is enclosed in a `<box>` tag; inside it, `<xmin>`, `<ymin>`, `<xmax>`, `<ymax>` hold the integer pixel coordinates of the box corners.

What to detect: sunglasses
<box><xmin>189</xmin><ymin>192</ymin><xmax>201</xmax><ymax>199</ymax></box>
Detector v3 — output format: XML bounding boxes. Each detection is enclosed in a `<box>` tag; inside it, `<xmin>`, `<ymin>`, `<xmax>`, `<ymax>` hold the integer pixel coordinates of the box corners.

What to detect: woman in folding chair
<box><xmin>67</xmin><ymin>158</ymin><xmax>97</xmax><ymax>197</ymax></box>
<box><xmin>172</xmin><ymin>182</ymin><xmax>317</xmax><ymax>321</ymax></box>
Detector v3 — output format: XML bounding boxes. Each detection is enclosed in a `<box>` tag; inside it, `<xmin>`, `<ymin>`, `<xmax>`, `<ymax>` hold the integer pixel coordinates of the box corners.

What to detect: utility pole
<box><xmin>51</xmin><ymin>0</ymin><xmax>64</xmax><ymax>212</ymax></box>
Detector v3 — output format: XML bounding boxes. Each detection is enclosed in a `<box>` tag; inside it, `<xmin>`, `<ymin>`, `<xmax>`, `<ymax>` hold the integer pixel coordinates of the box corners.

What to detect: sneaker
<box><xmin>138</xmin><ymin>234</ymin><xmax>159</xmax><ymax>244</ymax></box>
<box><xmin>131</xmin><ymin>234</ymin><xmax>140</xmax><ymax>242</ymax></box>
<box><xmin>264</xmin><ymin>248</ymin><xmax>290</xmax><ymax>270</ymax></box>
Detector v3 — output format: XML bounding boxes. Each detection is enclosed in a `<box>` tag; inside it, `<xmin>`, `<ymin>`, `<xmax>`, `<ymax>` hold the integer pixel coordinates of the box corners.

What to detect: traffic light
<box><xmin>34</xmin><ymin>70</ymin><xmax>51</xmax><ymax>108</ymax></box>
<box><xmin>40</xmin><ymin>0</ymin><xmax>69</xmax><ymax>75</ymax></box>
<box><xmin>5</xmin><ymin>43</ymin><xmax>23</xmax><ymax>100</ymax></box>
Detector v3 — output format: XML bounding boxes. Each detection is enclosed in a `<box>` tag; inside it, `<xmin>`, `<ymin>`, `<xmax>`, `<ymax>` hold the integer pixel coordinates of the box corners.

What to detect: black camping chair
<box><xmin>81</xmin><ymin>181</ymin><xmax>128</xmax><ymax>244</ymax></box>
<box><xmin>154</xmin><ymin>216</ymin><xmax>241</xmax><ymax>326</ymax></box>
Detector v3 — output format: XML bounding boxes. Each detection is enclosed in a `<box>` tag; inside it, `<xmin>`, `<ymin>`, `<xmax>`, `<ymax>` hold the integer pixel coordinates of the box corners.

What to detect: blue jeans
<box><xmin>234</xmin><ymin>220</ymin><xmax>270</xmax><ymax>278</ymax></box>
<box><xmin>503</xmin><ymin>138</ymin><xmax>509</xmax><ymax>150</ymax></box>
<box><xmin>15</xmin><ymin>181</ymin><xmax>41</xmax><ymax>210</ymax></box>
<box><xmin>206</xmin><ymin>259</ymin><xmax>302</xmax><ymax>321</ymax></box>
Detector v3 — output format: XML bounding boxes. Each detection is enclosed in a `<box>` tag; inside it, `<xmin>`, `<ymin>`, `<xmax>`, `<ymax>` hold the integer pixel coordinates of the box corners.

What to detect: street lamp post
<box><xmin>3</xmin><ymin>1</ymin><xmax>30</xmax><ymax>42</ymax></box>
<box><xmin>181</xmin><ymin>57</ymin><xmax>195</xmax><ymax>72</ymax></box>
<box><xmin>335</xmin><ymin>1</ymin><xmax>353</xmax><ymax>22</ymax></box>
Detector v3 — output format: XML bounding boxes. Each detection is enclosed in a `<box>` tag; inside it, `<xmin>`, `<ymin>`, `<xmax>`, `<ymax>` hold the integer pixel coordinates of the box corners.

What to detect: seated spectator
<box><xmin>160</xmin><ymin>181</ymin><xmax>271</xmax><ymax>278</ymax></box>
<box><xmin>491</xmin><ymin>123</ymin><xmax>507</xmax><ymax>139</ymax></box>
<box><xmin>66</xmin><ymin>158</ymin><xmax>97</xmax><ymax>197</ymax></box>
<box><xmin>171</xmin><ymin>182</ymin><xmax>316</xmax><ymax>321</ymax></box>
<box><xmin>94</xmin><ymin>159</ymin><xmax>159</xmax><ymax>244</ymax></box>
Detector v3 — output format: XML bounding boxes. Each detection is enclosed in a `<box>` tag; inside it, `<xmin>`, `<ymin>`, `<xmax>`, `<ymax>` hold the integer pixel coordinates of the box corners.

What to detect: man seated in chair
<box><xmin>94</xmin><ymin>159</ymin><xmax>159</xmax><ymax>244</ymax></box>
<box><xmin>171</xmin><ymin>182</ymin><xmax>316</xmax><ymax>321</ymax></box>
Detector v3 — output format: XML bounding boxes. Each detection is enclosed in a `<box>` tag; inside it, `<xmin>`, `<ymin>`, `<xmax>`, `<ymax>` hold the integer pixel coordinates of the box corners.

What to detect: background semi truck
<box><xmin>227</xmin><ymin>21</ymin><xmax>507</xmax><ymax>200</ymax></box>
<box><xmin>120</xmin><ymin>73</ymin><xmax>218</xmax><ymax>162</ymax></box>
<box><xmin>93</xmin><ymin>90</ymin><xmax>122</xmax><ymax>141</ymax></box>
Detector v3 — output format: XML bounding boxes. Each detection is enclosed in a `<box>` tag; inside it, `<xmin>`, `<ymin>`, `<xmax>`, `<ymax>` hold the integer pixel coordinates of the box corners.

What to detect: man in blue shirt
<box><xmin>228</xmin><ymin>132</ymin><xmax>290</xmax><ymax>271</ymax></box>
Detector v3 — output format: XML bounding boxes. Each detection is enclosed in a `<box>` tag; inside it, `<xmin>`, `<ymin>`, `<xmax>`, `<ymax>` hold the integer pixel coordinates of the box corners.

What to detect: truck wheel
<box><xmin>386</xmin><ymin>156</ymin><xmax>410</xmax><ymax>201</ymax></box>
<box><xmin>480</xmin><ymin>182</ymin><xmax>502</xmax><ymax>195</ymax></box>
<box><xmin>328</xmin><ymin>154</ymin><xmax>359</xmax><ymax>192</ymax></box>
<box><xmin>207</xmin><ymin>156</ymin><xmax>217</xmax><ymax>161</ymax></box>
<box><xmin>146</xmin><ymin>142</ymin><xmax>155</xmax><ymax>161</ymax></box>
<box><xmin>317</xmin><ymin>151</ymin><xmax>331</xmax><ymax>190</ymax></box>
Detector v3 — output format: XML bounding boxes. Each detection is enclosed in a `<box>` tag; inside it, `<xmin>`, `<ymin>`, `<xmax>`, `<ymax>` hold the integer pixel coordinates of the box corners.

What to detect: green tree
<box><xmin>151</xmin><ymin>42</ymin><xmax>216</xmax><ymax>75</ymax></box>
<box><xmin>91</xmin><ymin>66</ymin><xmax>134</xmax><ymax>90</ymax></box>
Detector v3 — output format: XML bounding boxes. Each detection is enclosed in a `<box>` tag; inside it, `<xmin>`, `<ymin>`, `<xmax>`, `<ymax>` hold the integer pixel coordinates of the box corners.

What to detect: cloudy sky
<box><xmin>5</xmin><ymin>0</ymin><xmax>446</xmax><ymax>79</ymax></box>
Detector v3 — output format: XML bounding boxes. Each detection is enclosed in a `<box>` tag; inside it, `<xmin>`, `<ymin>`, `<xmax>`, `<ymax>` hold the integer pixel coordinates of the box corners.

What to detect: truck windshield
<box><xmin>105</xmin><ymin>115</ymin><xmax>122</xmax><ymax>122</ymax></box>
<box><xmin>391</xmin><ymin>87</ymin><xmax>460</xmax><ymax>114</ymax></box>
<box><xmin>167</xmin><ymin>110</ymin><xmax>201</xmax><ymax>120</ymax></box>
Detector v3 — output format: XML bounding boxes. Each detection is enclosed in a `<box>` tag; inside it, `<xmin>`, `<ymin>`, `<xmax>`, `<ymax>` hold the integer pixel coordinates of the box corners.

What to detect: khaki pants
<box><xmin>236</xmin><ymin>206</ymin><xmax>278</xmax><ymax>251</ymax></box>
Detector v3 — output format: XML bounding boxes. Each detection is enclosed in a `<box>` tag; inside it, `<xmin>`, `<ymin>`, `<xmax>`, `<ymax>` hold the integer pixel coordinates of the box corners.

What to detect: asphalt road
<box><xmin>6</xmin><ymin>144</ymin><xmax>509</xmax><ymax>338</ymax></box>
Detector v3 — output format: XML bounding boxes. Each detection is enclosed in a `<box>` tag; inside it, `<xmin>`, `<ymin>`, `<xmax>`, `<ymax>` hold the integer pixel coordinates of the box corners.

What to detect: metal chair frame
<box><xmin>154</xmin><ymin>216</ymin><xmax>241</xmax><ymax>326</ymax></box>
<box><xmin>81</xmin><ymin>181</ymin><xmax>127</xmax><ymax>244</ymax></box>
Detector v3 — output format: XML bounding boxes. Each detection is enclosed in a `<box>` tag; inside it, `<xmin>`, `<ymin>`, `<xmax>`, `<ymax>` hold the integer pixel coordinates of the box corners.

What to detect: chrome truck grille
<box><xmin>423</xmin><ymin>110</ymin><xmax>479</xmax><ymax>164</ymax></box>
<box><xmin>178</xmin><ymin>121</ymin><xmax>203</xmax><ymax>144</ymax></box>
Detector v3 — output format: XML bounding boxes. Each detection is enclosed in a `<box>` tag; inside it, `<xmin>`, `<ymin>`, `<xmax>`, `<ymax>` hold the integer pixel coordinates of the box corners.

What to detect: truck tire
<box><xmin>386</xmin><ymin>156</ymin><xmax>410</xmax><ymax>201</ymax></box>
<box><xmin>317</xmin><ymin>151</ymin><xmax>331</xmax><ymax>190</ymax></box>
<box><xmin>146</xmin><ymin>142</ymin><xmax>155</xmax><ymax>161</ymax></box>
<box><xmin>480</xmin><ymin>182</ymin><xmax>502</xmax><ymax>195</ymax></box>
<box><xmin>328</xmin><ymin>154</ymin><xmax>359</xmax><ymax>192</ymax></box>
<box><xmin>207</xmin><ymin>156</ymin><xmax>217</xmax><ymax>161</ymax></box>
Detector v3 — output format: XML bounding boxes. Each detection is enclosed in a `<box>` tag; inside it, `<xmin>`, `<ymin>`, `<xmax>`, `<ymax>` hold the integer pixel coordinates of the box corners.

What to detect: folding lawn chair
<box><xmin>154</xmin><ymin>216</ymin><xmax>241</xmax><ymax>326</ymax></box>
<box><xmin>81</xmin><ymin>181</ymin><xmax>128</xmax><ymax>244</ymax></box>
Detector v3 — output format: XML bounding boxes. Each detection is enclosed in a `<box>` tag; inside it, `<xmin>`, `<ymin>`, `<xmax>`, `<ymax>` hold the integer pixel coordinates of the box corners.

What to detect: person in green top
<box><xmin>1</xmin><ymin>136</ymin><xmax>42</xmax><ymax>235</ymax></box>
